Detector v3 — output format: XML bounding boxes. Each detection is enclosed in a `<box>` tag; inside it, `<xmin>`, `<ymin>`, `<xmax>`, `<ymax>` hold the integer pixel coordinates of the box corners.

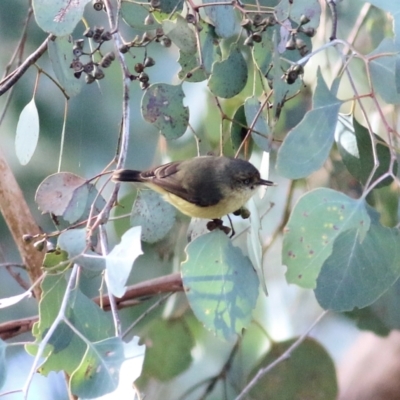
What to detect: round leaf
<box><xmin>141</xmin><ymin>83</ymin><xmax>189</xmax><ymax>139</ymax></box>
<box><xmin>130</xmin><ymin>190</ymin><xmax>176</xmax><ymax>243</ymax></box>
<box><xmin>181</xmin><ymin>231</ymin><xmax>259</xmax><ymax>340</ymax></box>
<box><xmin>208</xmin><ymin>44</ymin><xmax>248</xmax><ymax>98</ymax></box>
<box><xmin>283</xmin><ymin>188</ymin><xmax>370</xmax><ymax>289</ymax></box>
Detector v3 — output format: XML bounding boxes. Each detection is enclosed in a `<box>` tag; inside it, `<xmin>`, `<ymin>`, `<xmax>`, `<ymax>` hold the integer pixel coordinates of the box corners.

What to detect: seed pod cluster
<box><xmin>70</xmin><ymin>26</ymin><xmax>116</xmax><ymax>83</ymax></box>
<box><xmin>241</xmin><ymin>13</ymin><xmax>277</xmax><ymax>47</ymax></box>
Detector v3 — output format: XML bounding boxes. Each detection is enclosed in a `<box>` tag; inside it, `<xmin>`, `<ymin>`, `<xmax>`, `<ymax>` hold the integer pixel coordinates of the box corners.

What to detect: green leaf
<box><xmin>0</xmin><ymin>339</ymin><xmax>7</xmax><ymax>389</ymax></box>
<box><xmin>275</xmin><ymin>0</ymin><xmax>321</xmax><ymax>29</ymax></box>
<box><xmin>33</xmin><ymin>0</ymin><xmax>91</xmax><ymax>35</ymax></box>
<box><xmin>276</xmin><ymin>68</ymin><xmax>343</xmax><ymax>179</ymax></box>
<box><xmin>130</xmin><ymin>190</ymin><xmax>176</xmax><ymax>243</ymax></box>
<box><xmin>335</xmin><ymin>115</ymin><xmax>397</xmax><ymax>188</ymax></box>
<box><xmin>283</xmin><ymin>188</ymin><xmax>370</xmax><ymax>289</ymax></box>
<box><xmin>43</xmin><ymin>249</ymin><xmax>69</xmax><ymax>273</ymax></box>
<box><xmin>140</xmin><ymin>319</ymin><xmax>194</xmax><ymax>381</ymax></box>
<box><xmin>208</xmin><ymin>44</ymin><xmax>248</xmax><ymax>98</ymax></box>
<box><xmin>249</xmin><ymin>338</ymin><xmax>337</xmax><ymax>400</ymax></box>
<box><xmin>121</xmin><ymin>2</ymin><xmax>160</xmax><ymax>31</ymax></box>
<box><xmin>364</xmin><ymin>1</ymin><xmax>400</xmax><ymax>44</ymax></box>
<box><xmin>181</xmin><ymin>231</ymin><xmax>259</xmax><ymax>340</ymax></box>
<box><xmin>163</xmin><ymin>15</ymin><xmax>197</xmax><ymax>55</ymax></box>
<box><xmin>244</xmin><ymin>96</ymin><xmax>271</xmax><ymax>152</ymax></box>
<box><xmin>252</xmin><ymin>27</ymin><xmax>274</xmax><ymax>75</ymax></box>
<box><xmin>346</xmin><ymin>277</ymin><xmax>400</xmax><ymax>336</ymax></box>
<box><xmin>15</xmin><ymin>98</ymin><xmax>40</xmax><ymax>165</ymax></box>
<box><xmin>368</xmin><ymin>38</ymin><xmax>400</xmax><ymax>104</ymax></box>
<box><xmin>141</xmin><ymin>83</ymin><xmax>189</xmax><ymax>139</ymax></box>
<box><xmin>315</xmin><ymin>207</ymin><xmax>400</xmax><ymax>312</ymax></box>
<box><xmin>230</xmin><ymin>104</ymin><xmax>253</xmax><ymax>157</ymax></box>
<box><xmin>178</xmin><ymin>21</ymin><xmax>219</xmax><ymax>82</ymax></box>
<box><xmin>106</xmin><ymin>226</ymin><xmax>143</xmax><ymax>297</ymax></box>
<box><xmin>70</xmin><ymin>337</ymin><xmax>125</xmax><ymax>398</ymax></box>
<box><xmin>58</xmin><ymin>229</ymin><xmax>105</xmax><ymax>272</ymax></box>
<box><xmin>27</xmin><ymin>275</ymin><xmax>114</xmax><ymax>376</ymax></box>
<box><xmin>48</xmin><ymin>36</ymin><xmax>83</xmax><ymax>97</ymax></box>
<box><xmin>204</xmin><ymin>0</ymin><xmax>238</xmax><ymax>38</ymax></box>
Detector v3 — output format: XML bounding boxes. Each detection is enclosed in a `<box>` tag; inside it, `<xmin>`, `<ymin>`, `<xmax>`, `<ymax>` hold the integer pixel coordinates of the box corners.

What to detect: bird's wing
<box><xmin>146</xmin><ymin>161</ymin><xmax>221</xmax><ymax>207</ymax></box>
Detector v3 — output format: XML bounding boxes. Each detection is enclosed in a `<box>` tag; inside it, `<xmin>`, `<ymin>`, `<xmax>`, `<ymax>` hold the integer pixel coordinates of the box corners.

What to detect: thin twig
<box><xmin>0</xmin><ymin>34</ymin><xmax>54</xmax><ymax>96</ymax></box>
<box><xmin>235</xmin><ymin>310</ymin><xmax>328</xmax><ymax>400</ymax></box>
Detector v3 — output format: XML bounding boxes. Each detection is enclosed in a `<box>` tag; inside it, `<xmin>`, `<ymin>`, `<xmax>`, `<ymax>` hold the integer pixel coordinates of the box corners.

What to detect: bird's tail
<box><xmin>112</xmin><ymin>169</ymin><xmax>142</xmax><ymax>182</ymax></box>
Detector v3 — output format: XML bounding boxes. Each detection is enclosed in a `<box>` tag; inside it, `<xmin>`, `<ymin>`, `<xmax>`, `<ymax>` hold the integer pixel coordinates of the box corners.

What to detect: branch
<box><xmin>0</xmin><ymin>34</ymin><xmax>54</xmax><ymax>96</ymax></box>
<box><xmin>0</xmin><ymin>148</ymin><xmax>44</xmax><ymax>299</ymax></box>
<box><xmin>0</xmin><ymin>272</ymin><xmax>183</xmax><ymax>340</ymax></box>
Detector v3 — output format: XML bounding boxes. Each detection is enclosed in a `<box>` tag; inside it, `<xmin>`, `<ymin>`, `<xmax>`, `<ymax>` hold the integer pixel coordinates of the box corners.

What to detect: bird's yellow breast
<box><xmin>164</xmin><ymin>188</ymin><xmax>256</xmax><ymax>219</ymax></box>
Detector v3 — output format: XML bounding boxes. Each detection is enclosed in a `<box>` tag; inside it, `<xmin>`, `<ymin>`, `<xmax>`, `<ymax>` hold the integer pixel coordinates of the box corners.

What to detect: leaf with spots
<box><xmin>315</xmin><ymin>206</ymin><xmax>400</xmax><ymax>312</ymax></box>
<box><xmin>283</xmin><ymin>188</ymin><xmax>370</xmax><ymax>289</ymax></box>
<box><xmin>141</xmin><ymin>83</ymin><xmax>189</xmax><ymax>139</ymax></box>
<box><xmin>70</xmin><ymin>337</ymin><xmax>125</xmax><ymax>398</ymax></box>
<box><xmin>130</xmin><ymin>189</ymin><xmax>176</xmax><ymax>243</ymax></box>
<box><xmin>181</xmin><ymin>230</ymin><xmax>259</xmax><ymax>340</ymax></box>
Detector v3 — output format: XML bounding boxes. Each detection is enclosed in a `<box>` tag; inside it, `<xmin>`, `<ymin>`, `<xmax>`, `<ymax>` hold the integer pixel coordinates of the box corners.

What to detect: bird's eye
<box><xmin>243</xmin><ymin>178</ymin><xmax>250</xmax><ymax>185</ymax></box>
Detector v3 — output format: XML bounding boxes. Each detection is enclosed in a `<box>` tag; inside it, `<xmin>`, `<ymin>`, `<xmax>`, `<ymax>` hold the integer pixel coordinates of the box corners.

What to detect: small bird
<box><xmin>112</xmin><ymin>155</ymin><xmax>274</xmax><ymax>220</ymax></box>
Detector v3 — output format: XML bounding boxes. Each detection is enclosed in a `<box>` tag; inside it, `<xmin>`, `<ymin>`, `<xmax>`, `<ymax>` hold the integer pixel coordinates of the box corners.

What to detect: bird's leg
<box><xmin>206</xmin><ymin>219</ymin><xmax>232</xmax><ymax>237</ymax></box>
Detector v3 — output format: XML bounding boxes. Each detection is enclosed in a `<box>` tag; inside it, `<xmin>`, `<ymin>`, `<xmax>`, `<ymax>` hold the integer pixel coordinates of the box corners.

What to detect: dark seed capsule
<box><xmin>140</xmin><ymin>81</ymin><xmax>150</xmax><ymax>90</ymax></box>
<box><xmin>83</xmin><ymin>27</ymin><xmax>94</xmax><ymax>38</ymax></box>
<box><xmin>86</xmin><ymin>74</ymin><xmax>96</xmax><ymax>84</ymax></box>
<box><xmin>285</xmin><ymin>34</ymin><xmax>296</xmax><ymax>50</ymax></box>
<box><xmin>144</xmin><ymin>14</ymin><xmax>155</xmax><ymax>25</ymax></box>
<box><xmin>253</xmin><ymin>13</ymin><xmax>263</xmax><ymax>26</ymax></box>
<box><xmin>119</xmin><ymin>44</ymin><xmax>129</xmax><ymax>53</ymax></box>
<box><xmin>71</xmin><ymin>59</ymin><xmax>83</xmax><ymax>71</ymax></box>
<box><xmin>134</xmin><ymin>63</ymin><xmax>144</xmax><ymax>73</ymax></box>
<box><xmin>22</xmin><ymin>234</ymin><xmax>34</xmax><ymax>243</ymax></box>
<box><xmin>101</xmin><ymin>31</ymin><xmax>112</xmax><ymax>41</ymax></box>
<box><xmin>143</xmin><ymin>56</ymin><xmax>155</xmax><ymax>67</ymax></box>
<box><xmin>186</xmin><ymin>13</ymin><xmax>196</xmax><ymax>24</ymax></box>
<box><xmin>94</xmin><ymin>68</ymin><xmax>105</xmax><ymax>80</ymax></box>
<box><xmin>300</xmin><ymin>14</ymin><xmax>310</xmax><ymax>25</ymax></box>
<box><xmin>74</xmin><ymin>71</ymin><xmax>82</xmax><ymax>79</ymax></box>
<box><xmin>93</xmin><ymin>0</ymin><xmax>103</xmax><ymax>11</ymax></box>
<box><xmin>161</xmin><ymin>37</ymin><xmax>171</xmax><ymax>47</ymax></box>
<box><xmin>139</xmin><ymin>72</ymin><xmax>149</xmax><ymax>83</ymax></box>
<box><xmin>244</xmin><ymin>36</ymin><xmax>254</xmax><ymax>46</ymax></box>
<box><xmin>72</xmin><ymin>46</ymin><xmax>83</xmax><ymax>57</ymax></box>
<box><xmin>303</xmin><ymin>27</ymin><xmax>316</xmax><ymax>37</ymax></box>
<box><xmin>251</xmin><ymin>32</ymin><xmax>262</xmax><ymax>43</ymax></box>
<box><xmin>75</xmin><ymin>39</ymin><xmax>84</xmax><ymax>49</ymax></box>
<box><xmin>83</xmin><ymin>62</ymin><xmax>94</xmax><ymax>73</ymax></box>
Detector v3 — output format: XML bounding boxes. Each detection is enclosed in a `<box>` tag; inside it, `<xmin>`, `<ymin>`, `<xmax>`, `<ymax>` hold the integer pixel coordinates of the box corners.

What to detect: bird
<box><xmin>112</xmin><ymin>155</ymin><xmax>274</xmax><ymax>220</ymax></box>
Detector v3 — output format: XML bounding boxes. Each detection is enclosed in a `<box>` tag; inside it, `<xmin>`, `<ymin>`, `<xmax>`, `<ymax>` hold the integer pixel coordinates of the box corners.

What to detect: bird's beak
<box><xmin>258</xmin><ymin>178</ymin><xmax>276</xmax><ymax>186</ymax></box>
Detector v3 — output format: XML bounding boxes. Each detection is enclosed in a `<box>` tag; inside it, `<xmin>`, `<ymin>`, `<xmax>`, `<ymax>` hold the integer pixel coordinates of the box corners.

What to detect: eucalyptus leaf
<box><xmin>130</xmin><ymin>189</ymin><xmax>176</xmax><ymax>243</ymax></box>
<box><xmin>15</xmin><ymin>98</ymin><xmax>40</xmax><ymax>165</ymax></box>
<box><xmin>203</xmin><ymin>0</ymin><xmax>238</xmax><ymax>38</ymax></box>
<box><xmin>48</xmin><ymin>36</ymin><xmax>83</xmax><ymax>97</ymax></box>
<box><xmin>33</xmin><ymin>0</ymin><xmax>91</xmax><ymax>36</ymax></box>
<box><xmin>106</xmin><ymin>226</ymin><xmax>143</xmax><ymax>298</ymax></box>
<box><xmin>283</xmin><ymin>188</ymin><xmax>370</xmax><ymax>289</ymax></box>
<box><xmin>141</xmin><ymin>83</ymin><xmax>189</xmax><ymax>139</ymax></box>
<box><xmin>208</xmin><ymin>44</ymin><xmax>248</xmax><ymax>98</ymax></box>
<box><xmin>181</xmin><ymin>231</ymin><xmax>259</xmax><ymax>340</ymax></box>
<box><xmin>335</xmin><ymin>114</ymin><xmax>397</xmax><ymax>188</ymax></box>
<box><xmin>315</xmin><ymin>207</ymin><xmax>400</xmax><ymax>312</ymax></box>
<box><xmin>70</xmin><ymin>337</ymin><xmax>125</xmax><ymax>398</ymax></box>
<box><xmin>276</xmin><ymin>68</ymin><xmax>342</xmax><ymax>179</ymax></box>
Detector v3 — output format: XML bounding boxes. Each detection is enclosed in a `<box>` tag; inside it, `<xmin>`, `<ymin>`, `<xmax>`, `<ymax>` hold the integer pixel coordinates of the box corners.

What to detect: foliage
<box><xmin>0</xmin><ymin>0</ymin><xmax>400</xmax><ymax>399</ymax></box>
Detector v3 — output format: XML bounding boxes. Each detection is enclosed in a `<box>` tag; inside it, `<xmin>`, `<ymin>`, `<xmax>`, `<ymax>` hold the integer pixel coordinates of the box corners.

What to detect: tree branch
<box><xmin>0</xmin><ymin>272</ymin><xmax>183</xmax><ymax>340</ymax></box>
